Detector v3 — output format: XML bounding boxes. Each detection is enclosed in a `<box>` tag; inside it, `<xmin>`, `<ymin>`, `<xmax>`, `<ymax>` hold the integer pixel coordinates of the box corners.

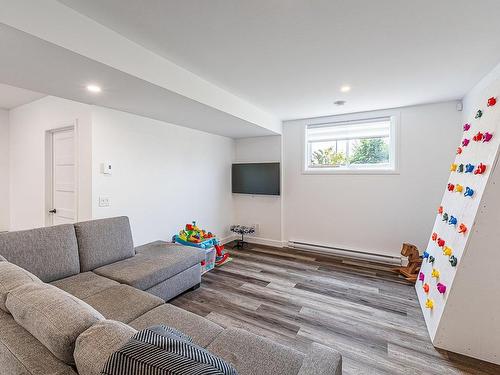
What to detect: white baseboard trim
<box><xmin>221</xmin><ymin>234</ymin><xmax>285</xmax><ymax>248</ymax></box>
<box><xmin>220</xmin><ymin>235</ymin><xmax>236</xmax><ymax>245</ymax></box>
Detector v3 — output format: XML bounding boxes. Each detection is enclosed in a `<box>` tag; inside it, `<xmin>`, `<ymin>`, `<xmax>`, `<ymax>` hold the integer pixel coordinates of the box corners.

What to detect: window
<box><xmin>304</xmin><ymin>115</ymin><xmax>398</xmax><ymax>174</ymax></box>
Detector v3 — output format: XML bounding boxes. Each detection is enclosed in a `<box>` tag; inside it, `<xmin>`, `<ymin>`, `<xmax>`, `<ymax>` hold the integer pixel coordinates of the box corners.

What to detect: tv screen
<box><xmin>232</xmin><ymin>163</ymin><xmax>280</xmax><ymax>196</ymax></box>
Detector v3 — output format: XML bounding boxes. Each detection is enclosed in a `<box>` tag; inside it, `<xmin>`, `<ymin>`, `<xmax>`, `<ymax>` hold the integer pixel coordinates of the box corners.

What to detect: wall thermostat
<box><xmin>100</xmin><ymin>162</ymin><xmax>112</xmax><ymax>175</ymax></box>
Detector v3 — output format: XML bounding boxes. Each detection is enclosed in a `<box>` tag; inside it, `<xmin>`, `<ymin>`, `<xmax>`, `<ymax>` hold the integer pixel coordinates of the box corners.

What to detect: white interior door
<box><xmin>49</xmin><ymin>128</ymin><xmax>77</xmax><ymax>225</ymax></box>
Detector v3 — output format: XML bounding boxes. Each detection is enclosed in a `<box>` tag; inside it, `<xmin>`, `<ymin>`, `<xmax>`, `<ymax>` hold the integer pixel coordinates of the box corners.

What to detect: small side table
<box><xmin>230</xmin><ymin>225</ymin><xmax>255</xmax><ymax>249</ymax></box>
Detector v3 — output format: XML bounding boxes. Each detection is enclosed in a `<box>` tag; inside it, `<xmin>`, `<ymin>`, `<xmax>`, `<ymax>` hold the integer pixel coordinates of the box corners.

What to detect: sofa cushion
<box><xmin>82</xmin><ymin>284</ymin><xmax>163</xmax><ymax>323</ymax></box>
<box><xmin>94</xmin><ymin>243</ymin><xmax>205</xmax><ymax>291</ymax></box>
<box><xmin>129</xmin><ymin>303</ymin><xmax>223</xmax><ymax>347</ymax></box>
<box><xmin>75</xmin><ymin>216</ymin><xmax>135</xmax><ymax>272</ymax></box>
<box><xmin>0</xmin><ymin>261</ymin><xmax>41</xmax><ymax>312</ymax></box>
<box><xmin>207</xmin><ymin>328</ymin><xmax>304</xmax><ymax>375</ymax></box>
<box><xmin>145</xmin><ymin>263</ymin><xmax>201</xmax><ymax>301</ymax></box>
<box><xmin>51</xmin><ymin>272</ymin><xmax>119</xmax><ymax>300</ymax></box>
<box><xmin>297</xmin><ymin>342</ymin><xmax>342</xmax><ymax>375</ymax></box>
<box><xmin>0</xmin><ymin>224</ymin><xmax>80</xmax><ymax>282</ymax></box>
<box><xmin>6</xmin><ymin>283</ymin><xmax>104</xmax><ymax>365</ymax></box>
<box><xmin>74</xmin><ymin>320</ymin><xmax>137</xmax><ymax>375</ymax></box>
<box><xmin>0</xmin><ymin>310</ymin><xmax>77</xmax><ymax>375</ymax></box>
<box><xmin>0</xmin><ymin>254</ymin><xmax>6</xmax><ymax>261</ymax></box>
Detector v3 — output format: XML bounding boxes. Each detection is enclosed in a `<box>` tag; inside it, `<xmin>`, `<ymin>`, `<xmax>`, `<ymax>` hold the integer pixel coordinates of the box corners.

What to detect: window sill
<box><xmin>302</xmin><ymin>167</ymin><xmax>400</xmax><ymax>175</ymax></box>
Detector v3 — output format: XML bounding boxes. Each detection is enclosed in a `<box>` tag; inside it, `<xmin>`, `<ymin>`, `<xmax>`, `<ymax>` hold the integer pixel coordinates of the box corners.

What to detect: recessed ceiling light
<box><xmin>334</xmin><ymin>100</ymin><xmax>346</xmax><ymax>106</ymax></box>
<box><xmin>340</xmin><ymin>85</ymin><xmax>351</xmax><ymax>93</ymax></box>
<box><xmin>86</xmin><ymin>84</ymin><xmax>101</xmax><ymax>93</ymax></box>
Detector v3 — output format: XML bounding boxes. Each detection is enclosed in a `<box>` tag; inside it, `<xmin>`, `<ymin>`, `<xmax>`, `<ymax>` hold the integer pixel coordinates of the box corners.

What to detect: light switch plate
<box><xmin>99</xmin><ymin>196</ymin><xmax>111</xmax><ymax>207</ymax></box>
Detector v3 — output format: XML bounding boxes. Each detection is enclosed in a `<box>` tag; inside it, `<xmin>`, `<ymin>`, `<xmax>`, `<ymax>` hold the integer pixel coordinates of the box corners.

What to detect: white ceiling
<box><xmin>0</xmin><ymin>83</ymin><xmax>45</xmax><ymax>110</ymax></box>
<box><xmin>58</xmin><ymin>0</ymin><xmax>500</xmax><ymax>120</ymax></box>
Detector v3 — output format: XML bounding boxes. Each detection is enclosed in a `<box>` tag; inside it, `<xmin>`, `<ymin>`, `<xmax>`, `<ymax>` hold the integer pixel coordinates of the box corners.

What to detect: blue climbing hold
<box><xmin>464</xmin><ymin>187</ymin><xmax>474</xmax><ymax>197</ymax></box>
<box><xmin>465</xmin><ymin>163</ymin><xmax>475</xmax><ymax>173</ymax></box>
<box><xmin>423</xmin><ymin>251</ymin><xmax>430</xmax><ymax>259</ymax></box>
<box><xmin>449</xmin><ymin>216</ymin><xmax>458</xmax><ymax>225</ymax></box>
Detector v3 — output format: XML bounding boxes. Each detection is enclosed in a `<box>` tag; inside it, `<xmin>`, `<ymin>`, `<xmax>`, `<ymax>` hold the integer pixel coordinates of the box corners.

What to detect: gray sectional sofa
<box><xmin>0</xmin><ymin>216</ymin><xmax>342</xmax><ymax>375</ymax></box>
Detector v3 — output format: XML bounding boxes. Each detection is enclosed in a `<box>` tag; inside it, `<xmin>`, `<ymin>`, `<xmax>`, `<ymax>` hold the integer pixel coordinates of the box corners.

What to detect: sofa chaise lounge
<box><xmin>0</xmin><ymin>216</ymin><xmax>342</xmax><ymax>375</ymax></box>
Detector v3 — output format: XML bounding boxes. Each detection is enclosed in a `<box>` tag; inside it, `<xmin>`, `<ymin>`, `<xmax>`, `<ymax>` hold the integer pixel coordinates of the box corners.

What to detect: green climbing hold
<box><xmin>475</xmin><ymin>110</ymin><xmax>483</xmax><ymax>119</ymax></box>
<box><xmin>442</xmin><ymin>213</ymin><xmax>449</xmax><ymax>222</ymax></box>
<box><xmin>429</xmin><ymin>256</ymin><xmax>435</xmax><ymax>264</ymax></box>
<box><xmin>449</xmin><ymin>255</ymin><xmax>458</xmax><ymax>267</ymax></box>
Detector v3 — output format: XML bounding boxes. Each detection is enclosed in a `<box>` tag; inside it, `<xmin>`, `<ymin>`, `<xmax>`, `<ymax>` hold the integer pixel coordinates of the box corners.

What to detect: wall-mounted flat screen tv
<box><xmin>232</xmin><ymin>163</ymin><xmax>280</xmax><ymax>196</ymax></box>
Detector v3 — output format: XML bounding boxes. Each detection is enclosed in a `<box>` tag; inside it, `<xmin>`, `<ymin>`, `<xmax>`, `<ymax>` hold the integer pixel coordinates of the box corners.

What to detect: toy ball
<box><xmin>442</xmin><ymin>213</ymin><xmax>449</xmax><ymax>222</ymax></box>
<box><xmin>436</xmin><ymin>283</ymin><xmax>447</xmax><ymax>294</ymax></box>
<box><xmin>449</xmin><ymin>256</ymin><xmax>458</xmax><ymax>267</ymax></box>
<box><xmin>443</xmin><ymin>246</ymin><xmax>453</xmax><ymax>257</ymax></box>
<box><xmin>447</xmin><ymin>183</ymin><xmax>455</xmax><ymax>192</ymax></box>
<box><xmin>465</xmin><ymin>163</ymin><xmax>475</xmax><ymax>173</ymax></box>
<box><xmin>475</xmin><ymin>110</ymin><xmax>483</xmax><ymax>119</ymax></box>
<box><xmin>462</xmin><ymin>138</ymin><xmax>470</xmax><ymax>147</ymax></box>
<box><xmin>438</xmin><ymin>206</ymin><xmax>443</xmax><ymax>215</ymax></box>
<box><xmin>423</xmin><ymin>250</ymin><xmax>430</xmax><ymax>259</ymax></box>
<box><xmin>431</xmin><ymin>268</ymin><xmax>440</xmax><ymax>279</ymax></box>
<box><xmin>423</xmin><ymin>283</ymin><xmax>430</xmax><ymax>293</ymax></box>
<box><xmin>487</xmin><ymin>97</ymin><xmax>497</xmax><ymax>107</ymax></box>
<box><xmin>458</xmin><ymin>223</ymin><xmax>467</xmax><ymax>234</ymax></box>
<box><xmin>463</xmin><ymin>123</ymin><xmax>471</xmax><ymax>131</ymax></box>
<box><xmin>455</xmin><ymin>184</ymin><xmax>463</xmax><ymax>193</ymax></box>
<box><xmin>474</xmin><ymin>163</ymin><xmax>486</xmax><ymax>175</ymax></box>
<box><xmin>429</xmin><ymin>256</ymin><xmax>435</xmax><ymax>264</ymax></box>
<box><xmin>431</xmin><ymin>232</ymin><xmax>438</xmax><ymax>241</ymax></box>
<box><xmin>473</xmin><ymin>132</ymin><xmax>484</xmax><ymax>142</ymax></box>
<box><xmin>450</xmin><ymin>163</ymin><xmax>457</xmax><ymax>172</ymax></box>
<box><xmin>437</xmin><ymin>238</ymin><xmax>445</xmax><ymax>248</ymax></box>
<box><xmin>425</xmin><ymin>298</ymin><xmax>434</xmax><ymax>309</ymax></box>
<box><xmin>448</xmin><ymin>216</ymin><xmax>457</xmax><ymax>225</ymax></box>
<box><xmin>456</xmin><ymin>147</ymin><xmax>463</xmax><ymax>155</ymax></box>
<box><xmin>419</xmin><ymin>272</ymin><xmax>425</xmax><ymax>282</ymax></box>
<box><xmin>457</xmin><ymin>164</ymin><xmax>464</xmax><ymax>173</ymax></box>
<box><xmin>464</xmin><ymin>187</ymin><xmax>474</xmax><ymax>197</ymax></box>
<box><xmin>483</xmin><ymin>132</ymin><xmax>493</xmax><ymax>142</ymax></box>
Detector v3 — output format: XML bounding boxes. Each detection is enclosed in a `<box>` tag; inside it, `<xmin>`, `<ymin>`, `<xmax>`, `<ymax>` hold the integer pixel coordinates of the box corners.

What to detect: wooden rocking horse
<box><xmin>393</xmin><ymin>243</ymin><xmax>422</xmax><ymax>282</ymax></box>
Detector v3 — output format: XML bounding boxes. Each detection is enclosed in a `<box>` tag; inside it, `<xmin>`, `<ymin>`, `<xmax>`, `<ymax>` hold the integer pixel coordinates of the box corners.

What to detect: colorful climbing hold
<box><xmin>483</xmin><ymin>132</ymin><xmax>493</xmax><ymax>142</ymax></box>
<box><xmin>442</xmin><ymin>213</ymin><xmax>449</xmax><ymax>222</ymax></box>
<box><xmin>465</xmin><ymin>163</ymin><xmax>475</xmax><ymax>173</ymax></box>
<box><xmin>487</xmin><ymin>97</ymin><xmax>497</xmax><ymax>107</ymax></box>
<box><xmin>431</xmin><ymin>268</ymin><xmax>440</xmax><ymax>279</ymax></box>
<box><xmin>462</xmin><ymin>138</ymin><xmax>470</xmax><ymax>147</ymax></box>
<box><xmin>436</xmin><ymin>283</ymin><xmax>447</xmax><ymax>294</ymax></box>
<box><xmin>429</xmin><ymin>256</ymin><xmax>435</xmax><ymax>264</ymax></box>
<box><xmin>457</xmin><ymin>163</ymin><xmax>464</xmax><ymax>173</ymax></box>
<box><xmin>425</xmin><ymin>298</ymin><xmax>434</xmax><ymax>309</ymax></box>
<box><xmin>447</xmin><ymin>183</ymin><xmax>455</xmax><ymax>192</ymax></box>
<box><xmin>419</xmin><ymin>272</ymin><xmax>425</xmax><ymax>282</ymax></box>
<box><xmin>464</xmin><ymin>187</ymin><xmax>474</xmax><ymax>197</ymax></box>
<box><xmin>432</xmin><ymin>232</ymin><xmax>438</xmax><ymax>241</ymax></box>
<box><xmin>423</xmin><ymin>283</ymin><xmax>430</xmax><ymax>293</ymax></box>
<box><xmin>423</xmin><ymin>250</ymin><xmax>430</xmax><ymax>259</ymax></box>
<box><xmin>437</xmin><ymin>238</ymin><xmax>445</xmax><ymax>248</ymax></box>
<box><xmin>448</xmin><ymin>216</ymin><xmax>457</xmax><ymax>225</ymax></box>
<box><xmin>443</xmin><ymin>246</ymin><xmax>453</xmax><ymax>257</ymax></box>
<box><xmin>475</xmin><ymin>110</ymin><xmax>483</xmax><ymax>119</ymax></box>
<box><xmin>449</xmin><ymin>256</ymin><xmax>458</xmax><ymax>267</ymax></box>
<box><xmin>474</xmin><ymin>163</ymin><xmax>486</xmax><ymax>175</ymax></box>
<box><xmin>473</xmin><ymin>132</ymin><xmax>484</xmax><ymax>142</ymax></box>
<box><xmin>450</xmin><ymin>163</ymin><xmax>457</xmax><ymax>172</ymax></box>
<box><xmin>455</xmin><ymin>184</ymin><xmax>463</xmax><ymax>193</ymax></box>
<box><xmin>456</xmin><ymin>147</ymin><xmax>463</xmax><ymax>155</ymax></box>
<box><xmin>463</xmin><ymin>123</ymin><xmax>471</xmax><ymax>131</ymax></box>
<box><xmin>458</xmin><ymin>223</ymin><xmax>467</xmax><ymax>234</ymax></box>
<box><xmin>438</xmin><ymin>206</ymin><xmax>443</xmax><ymax>215</ymax></box>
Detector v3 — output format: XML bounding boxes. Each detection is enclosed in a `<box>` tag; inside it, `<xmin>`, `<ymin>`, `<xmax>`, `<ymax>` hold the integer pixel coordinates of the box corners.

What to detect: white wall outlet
<box><xmin>252</xmin><ymin>223</ymin><xmax>260</xmax><ymax>234</ymax></box>
<box><xmin>99</xmin><ymin>196</ymin><xmax>111</xmax><ymax>207</ymax></box>
<box><xmin>100</xmin><ymin>162</ymin><xmax>112</xmax><ymax>175</ymax></box>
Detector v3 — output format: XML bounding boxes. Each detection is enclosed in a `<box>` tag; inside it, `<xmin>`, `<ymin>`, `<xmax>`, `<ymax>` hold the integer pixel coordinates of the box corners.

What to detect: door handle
<box><xmin>48</xmin><ymin>209</ymin><xmax>57</xmax><ymax>214</ymax></box>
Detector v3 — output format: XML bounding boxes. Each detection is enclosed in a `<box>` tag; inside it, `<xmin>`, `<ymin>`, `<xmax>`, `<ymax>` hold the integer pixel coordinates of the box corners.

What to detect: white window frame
<box><xmin>302</xmin><ymin>110</ymin><xmax>400</xmax><ymax>175</ymax></box>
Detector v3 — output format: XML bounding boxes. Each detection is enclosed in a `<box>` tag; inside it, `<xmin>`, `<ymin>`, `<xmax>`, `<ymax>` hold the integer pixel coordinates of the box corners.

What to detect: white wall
<box><xmin>8</xmin><ymin>96</ymin><xmax>92</xmax><ymax>230</ymax></box>
<box><xmin>283</xmin><ymin>101</ymin><xmax>462</xmax><ymax>257</ymax></box>
<box><xmin>0</xmin><ymin>109</ymin><xmax>9</xmax><ymax>231</ymax></box>
<box><xmin>91</xmin><ymin>106</ymin><xmax>234</xmax><ymax>246</ymax></box>
<box><xmin>233</xmin><ymin>136</ymin><xmax>282</xmax><ymax>246</ymax></box>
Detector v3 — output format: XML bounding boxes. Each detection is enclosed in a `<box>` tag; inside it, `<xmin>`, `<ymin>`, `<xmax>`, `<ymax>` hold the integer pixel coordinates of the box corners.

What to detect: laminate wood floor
<box><xmin>171</xmin><ymin>243</ymin><xmax>500</xmax><ymax>375</ymax></box>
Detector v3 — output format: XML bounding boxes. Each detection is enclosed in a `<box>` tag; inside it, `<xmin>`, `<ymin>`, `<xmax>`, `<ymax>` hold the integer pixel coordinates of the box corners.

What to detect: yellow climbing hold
<box><xmin>455</xmin><ymin>184</ymin><xmax>464</xmax><ymax>193</ymax></box>
<box><xmin>443</xmin><ymin>246</ymin><xmax>453</xmax><ymax>256</ymax></box>
<box><xmin>450</xmin><ymin>163</ymin><xmax>457</xmax><ymax>172</ymax></box>
<box><xmin>425</xmin><ymin>298</ymin><xmax>434</xmax><ymax>309</ymax></box>
<box><xmin>431</xmin><ymin>268</ymin><xmax>440</xmax><ymax>279</ymax></box>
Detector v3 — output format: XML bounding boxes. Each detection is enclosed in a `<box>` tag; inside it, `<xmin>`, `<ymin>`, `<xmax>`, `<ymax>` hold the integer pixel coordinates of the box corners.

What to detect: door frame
<box><xmin>44</xmin><ymin>120</ymin><xmax>79</xmax><ymax>226</ymax></box>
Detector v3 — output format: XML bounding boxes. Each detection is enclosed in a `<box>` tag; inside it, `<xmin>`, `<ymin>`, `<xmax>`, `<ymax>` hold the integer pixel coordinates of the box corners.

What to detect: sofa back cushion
<box><xmin>6</xmin><ymin>283</ymin><xmax>104</xmax><ymax>365</ymax></box>
<box><xmin>0</xmin><ymin>224</ymin><xmax>80</xmax><ymax>282</ymax></box>
<box><xmin>75</xmin><ymin>216</ymin><xmax>135</xmax><ymax>272</ymax></box>
<box><xmin>0</xmin><ymin>261</ymin><xmax>41</xmax><ymax>312</ymax></box>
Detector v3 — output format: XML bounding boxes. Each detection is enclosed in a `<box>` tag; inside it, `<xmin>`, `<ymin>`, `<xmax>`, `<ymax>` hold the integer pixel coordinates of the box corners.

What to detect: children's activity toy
<box><xmin>229</xmin><ymin>225</ymin><xmax>256</xmax><ymax>249</ymax></box>
<box><xmin>416</xmin><ymin>87</ymin><xmax>500</xmax><ymax>365</ymax></box>
<box><xmin>173</xmin><ymin>221</ymin><xmax>232</xmax><ymax>273</ymax></box>
<box><xmin>392</xmin><ymin>243</ymin><xmax>422</xmax><ymax>282</ymax></box>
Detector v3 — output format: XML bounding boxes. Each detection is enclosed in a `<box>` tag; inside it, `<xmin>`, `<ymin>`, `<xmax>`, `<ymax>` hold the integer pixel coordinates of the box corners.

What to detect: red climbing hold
<box><xmin>458</xmin><ymin>223</ymin><xmax>467</xmax><ymax>234</ymax></box>
<box><xmin>487</xmin><ymin>97</ymin><xmax>497</xmax><ymax>107</ymax></box>
<box><xmin>473</xmin><ymin>132</ymin><xmax>484</xmax><ymax>142</ymax></box>
<box><xmin>474</xmin><ymin>163</ymin><xmax>486</xmax><ymax>175</ymax></box>
<box><xmin>437</xmin><ymin>238</ymin><xmax>445</xmax><ymax>248</ymax></box>
<box><xmin>432</xmin><ymin>232</ymin><xmax>438</xmax><ymax>241</ymax></box>
<box><xmin>447</xmin><ymin>183</ymin><xmax>455</xmax><ymax>191</ymax></box>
